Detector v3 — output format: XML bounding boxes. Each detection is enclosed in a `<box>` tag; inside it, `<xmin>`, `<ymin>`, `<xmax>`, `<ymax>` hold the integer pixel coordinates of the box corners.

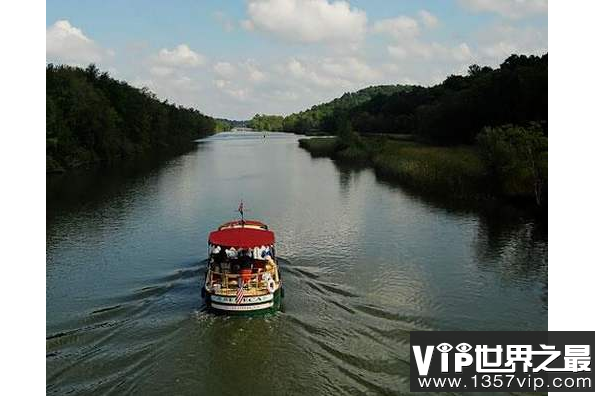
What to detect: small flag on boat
<box><xmin>236</xmin><ymin>277</ymin><xmax>244</xmax><ymax>304</ymax></box>
<box><xmin>238</xmin><ymin>200</ymin><xmax>244</xmax><ymax>225</ymax></box>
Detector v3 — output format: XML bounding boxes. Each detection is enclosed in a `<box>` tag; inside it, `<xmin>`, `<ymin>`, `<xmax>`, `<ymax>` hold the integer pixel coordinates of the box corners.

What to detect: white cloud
<box><xmin>459</xmin><ymin>0</ymin><xmax>547</xmax><ymax>19</ymax></box>
<box><xmin>388</xmin><ymin>41</ymin><xmax>473</xmax><ymax>62</ymax></box>
<box><xmin>173</xmin><ymin>76</ymin><xmax>193</xmax><ymax>87</ymax></box>
<box><xmin>285</xmin><ymin>59</ymin><xmax>312</xmax><ymax>83</ymax></box>
<box><xmin>373</xmin><ymin>15</ymin><xmax>420</xmax><ymax>39</ymax></box>
<box><xmin>477</xmin><ymin>23</ymin><xmax>547</xmax><ymax>62</ymax></box>
<box><xmin>210</xmin><ymin>60</ymin><xmax>267</xmax><ymax>105</ymax></box>
<box><xmin>272</xmin><ymin>89</ymin><xmax>299</xmax><ymax>101</ymax></box>
<box><xmin>173</xmin><ymin>76</ymin><xmax>193</xmax><ymax>89</ymax></box>
<box><xmin>214</xmin><ymin>61</ymin><xmax>236</xmax><ymax>78</ymax></box>
<box><xmin>212</xmin><ymin>59</ymin><xmax>265</xmax><ymax>101</ymax></box>
<box><xmin>155</xmin><ymin>44</ymin><xmax>205</xmax><ymax>68</ymax></box>
<box><xmin>149</xmin><ymin>66</ymin><xmax>174</xmax><ymax>77</ymax></box>
<box><xmin>284</xmin><ymin>58</ymin><xmax>341</xmax><ymax>88</ymax></box>
<box><xmin>241</xmin><ymin>60</ymin><xmax>267</xmax><ymax>83</ymax></box>
<box><xmin>46</xmin><ymin>20</ymin><xmax>109</xmax><ymax>65</ymax></box>
<box><xmin>131</xmin><ymin>77</ymin><xmax>155</xmax><ymax>91</ymax></box>
<box><xmin>139</xmin><ymin>44</ymin><xmax>206</xmax><ymax>106</ymax></box>
<box><xmin>214</xmin><ymin>79</ymin><xmax>229</xmax><ymax>89</ymax></box>
<box><xmin>455</xmin><ymin>43</ymin><xmax>474</xmax><ymax>61</ymax></box>
<box><xmin>374</xmin><ymin>12</ymin><xmax>472</xmax><ymax>65</ymax></box>
<box><xmin>280</xmin><ymin>56</ymin><xmax>382</xmax><ymax>90</ymax></box>
<box><xmin>321</xmin><ymin>57</ymin><xmax>380</xmax><ymax>82</ymax></box>
<box><xmin>223</xmin><ymin>87</ymin><xmax>250</xmax><ymax>101</ymax></box>
<box><xmin>244</xmin><ymin>0</ymin><xmax>367</xmax><ymax>43</ymax></box>
<box><xmin>419</xmin><ymin>10</ymin><xmax>439</xmax><ymax>28</ymax></box>
<box><xmin>482</xmin><ymin>42</ymin><xmax>517</xmax><ymax>59</ymax></box>
<box><xmin>249</xmin><ymin>68</ymin><xmax>266</xmax><ymax>82</ymax></box>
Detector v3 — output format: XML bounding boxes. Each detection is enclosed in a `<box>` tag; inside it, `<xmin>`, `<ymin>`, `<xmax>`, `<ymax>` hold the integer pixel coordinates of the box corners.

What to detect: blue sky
<box><xmin>46</xmin><ymin>0</ymin><xmax>547</xmax><ymax>119</ymax></box>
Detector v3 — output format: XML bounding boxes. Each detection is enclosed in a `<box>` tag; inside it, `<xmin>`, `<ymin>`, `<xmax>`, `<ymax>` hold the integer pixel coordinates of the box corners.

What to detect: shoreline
<box><xmin>299</xmin><ymin>136</ymin><xmax>547</xmax><ymax>219</ymax></box>
<box><xmin>46</xmin><ymin>138</ymin><xmax>212</xmax><ymax>174</ymax></box>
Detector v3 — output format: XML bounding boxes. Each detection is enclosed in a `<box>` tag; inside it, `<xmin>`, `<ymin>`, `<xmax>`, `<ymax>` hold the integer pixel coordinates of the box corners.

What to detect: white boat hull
<box><xmin>206</xmin><ymin>289</ymin><xmax>281</xmax><ymax>313</ymax></box>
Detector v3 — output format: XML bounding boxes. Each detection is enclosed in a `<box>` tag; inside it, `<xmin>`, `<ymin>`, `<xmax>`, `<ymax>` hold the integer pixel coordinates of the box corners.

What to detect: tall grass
<box><xmin>299</xmin><ymin>137</ymin><xmax>486</xmax><ymax>199</ymax></box>
<box><xmin>298</xmin><ymin>129</ymin><xmax>546</xmax><ymax>212</ymax></box>
<box><xmin>298</xmin><ymin>137</ymin><xmax>371</xmax><ymax>163</ymax></box>
<box><xmin>298</xmin><ymin>138</ymin><xmax>338</xmax><ymax>157</ymax></box>
<box><xmin>371</xmin><ymin>141</ymin><xmax>486</xmax><ymax>198</ymax></box>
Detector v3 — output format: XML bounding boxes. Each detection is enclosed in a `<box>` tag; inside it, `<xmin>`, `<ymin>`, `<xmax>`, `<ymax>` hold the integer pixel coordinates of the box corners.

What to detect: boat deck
<box><xmin>206</xmin><ymin>269</ymin><xmax>280</xmax><ymax>296</ymax></box>
<box><xmin>216</xmin><ymin>285</ymin><xmax>277</xmax><ymax>296</ymax></box>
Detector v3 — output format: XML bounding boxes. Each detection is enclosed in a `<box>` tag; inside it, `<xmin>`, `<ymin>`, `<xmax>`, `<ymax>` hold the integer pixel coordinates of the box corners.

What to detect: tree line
<box><xmin>248</xmin><ymin>85</ymin><xmax>410</xmax><ymax>134</ymax></box>
<box><xmin>248</xmin><ymin>114</ymin><xmax>284</xmax><ymax>131</ymax></box>
<box><xmin>47</xmin><ymin>64</ymin><xmax>217</xmax><ymax>172</ymax></box>
<box><xmin>256</xmin><ymin>54</ymin><xmax>547</xmax><ymax>146</ymax></box>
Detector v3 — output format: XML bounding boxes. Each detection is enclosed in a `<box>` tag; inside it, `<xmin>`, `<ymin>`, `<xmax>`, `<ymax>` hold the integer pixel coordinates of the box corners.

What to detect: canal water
<box><xmin>46</xmin><ymin>132</ymin><xmax>547</xmax><ymax>395</ymax></box>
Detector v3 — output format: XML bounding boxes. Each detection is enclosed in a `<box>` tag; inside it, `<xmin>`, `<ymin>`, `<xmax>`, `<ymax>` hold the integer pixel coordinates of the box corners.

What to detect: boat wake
<box><xmin>48</xmin><ymin>256</ymin><xmax>428</xmax><ymax>394</ymax></box>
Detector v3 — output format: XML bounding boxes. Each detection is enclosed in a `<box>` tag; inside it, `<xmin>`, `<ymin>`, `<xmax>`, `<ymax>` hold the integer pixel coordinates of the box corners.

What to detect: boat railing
<box><xmin>207</xmin><ymin>268</ymin><xmax>278</xmax><ymax>294</ymax></box>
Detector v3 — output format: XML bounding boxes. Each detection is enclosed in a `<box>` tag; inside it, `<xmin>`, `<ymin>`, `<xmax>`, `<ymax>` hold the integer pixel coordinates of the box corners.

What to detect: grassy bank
<box><xmin>299</xmin><ymin>137</ymin><xmax>485</xmax><ymax>197</ymax></box>
<box><xmin>299</xmin><ymin>134</ymin><xmax>547</xmax><ymax>210</ymax></box>
<box><xmin>372</xmin><ymin>142</ymin><xmax>485</xmax><ymax>198</ymax></box>
<box><xmin>298</xmin><ymin>137</ymin><xmax>339</xmax><ymax>157</ymax></box>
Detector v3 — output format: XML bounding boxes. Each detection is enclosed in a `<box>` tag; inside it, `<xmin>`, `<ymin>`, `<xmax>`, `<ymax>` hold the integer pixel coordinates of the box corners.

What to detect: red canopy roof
<box><xmin>219</xmin><ymin>220</ymin><xmax>267</xmax><ymax>229</ymax></box>
<box><xmin>208</xmin><ymin>227</ymin><xmax>275</xmax><ymax>248</ymax></box>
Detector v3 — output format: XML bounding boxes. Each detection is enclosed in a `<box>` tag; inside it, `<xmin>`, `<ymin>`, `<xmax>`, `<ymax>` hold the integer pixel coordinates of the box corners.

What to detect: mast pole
<box><xmin>238</xmin><ymin>200</ymin><xmax>244</xmax><ymax>227</ymax></box>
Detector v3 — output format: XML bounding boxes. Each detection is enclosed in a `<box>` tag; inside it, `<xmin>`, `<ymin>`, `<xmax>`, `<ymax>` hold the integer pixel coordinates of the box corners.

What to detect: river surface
<box><xmin>47</xmin><ymin>132</ymin><xmax>547</xmax><ymax>395</ymax></box>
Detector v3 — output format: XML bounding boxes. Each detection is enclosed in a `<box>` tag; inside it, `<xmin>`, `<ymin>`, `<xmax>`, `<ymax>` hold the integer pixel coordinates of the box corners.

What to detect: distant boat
<box><xmin>203</xmin><ymin>219</ymin><xmax>283</xmax><ymax>313</ymax></box>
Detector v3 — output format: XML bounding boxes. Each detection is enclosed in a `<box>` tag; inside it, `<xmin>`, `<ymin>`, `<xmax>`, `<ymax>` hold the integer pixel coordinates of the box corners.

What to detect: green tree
<box><xmin>47</xmin><ymin>64</ymin><xmax>217</xmax><ymax>171</ymax></box>
<box><xmin>477</xmin><ymin>124</ymin><xmax>547</xmax><ymax>205</ymax></box>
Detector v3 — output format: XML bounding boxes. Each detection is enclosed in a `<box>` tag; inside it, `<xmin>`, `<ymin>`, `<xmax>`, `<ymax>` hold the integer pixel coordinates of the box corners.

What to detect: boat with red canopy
<box><xmin>203</xmin><ymin>215</ymin><xmax>283</xmax><ymax>313</ymax></box>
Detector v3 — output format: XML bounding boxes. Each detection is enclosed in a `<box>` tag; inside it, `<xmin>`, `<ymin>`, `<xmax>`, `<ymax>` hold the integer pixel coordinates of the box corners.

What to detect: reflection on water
<box><xmin>47</xmin><ymin>132</ymin><xmax>547</xmax><ymax>394</ymax></box>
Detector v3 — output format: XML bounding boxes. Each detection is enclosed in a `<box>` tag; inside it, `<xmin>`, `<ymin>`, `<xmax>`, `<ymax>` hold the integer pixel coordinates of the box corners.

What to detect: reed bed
<box><xmin>299</xmin><ymin>137</ymin><xmax>487</xmax><ymax>198</ymax></box>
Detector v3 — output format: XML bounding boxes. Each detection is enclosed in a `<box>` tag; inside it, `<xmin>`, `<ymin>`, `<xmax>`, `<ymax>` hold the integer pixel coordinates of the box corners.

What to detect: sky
<box><xmin>46</xmin><ymin>0</ymin><xmax>548</xmax><ymax>120</ymax></box>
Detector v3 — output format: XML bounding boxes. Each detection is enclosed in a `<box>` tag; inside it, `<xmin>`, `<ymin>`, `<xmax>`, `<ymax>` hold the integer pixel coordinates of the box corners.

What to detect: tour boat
<box><xmin>202</xmin><ymin>216</ymin><xmax>283</xmax><ymax>314</ymax></box>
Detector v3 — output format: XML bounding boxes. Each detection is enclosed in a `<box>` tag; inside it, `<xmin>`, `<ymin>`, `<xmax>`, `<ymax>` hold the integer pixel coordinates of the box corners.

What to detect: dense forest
<box><xmin>249</xmin><ymin>85</ymin><xmax>411</xmax><ymax>133</ymax></box>
<box><xmin>262</xmin><ymin>54</ymin><xmax>548</xmax><ymax>145</ymax></box>
<box><xmin>296</xmin><ymin>54</ymin><xmax>548</xmax><ymax>211</ymax></box>
<box><xmin>248</xmin><ymin>114</ymin><xmax>284</xmax><ymax>131</ymax></box>
<box><xmin>283</xmin><ymin>85</ymin><xmax>413</xmax><ymax>134</ymax></box>
<box><xmin>215</xmin><ymin>118</ymin><xmax>248</xmax><ymax>131</ymax></box>
<box><xmin>47</xmin><ymin>64</ymin><xmax>217</xmax><ymax>172</ymax></box>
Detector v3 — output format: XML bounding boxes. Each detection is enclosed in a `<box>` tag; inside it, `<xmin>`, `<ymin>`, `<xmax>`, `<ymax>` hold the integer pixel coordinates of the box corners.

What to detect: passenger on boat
<box><xmin>212</xmin><ymin>246</ymin><xmax>227</xmax><ymax>263</ymax></box>
<box><xmin>221</xmin><ymin>261</ymin><xmax>230</xmax><ymax>272</ymax></box>
<box><xmin>239</xmin><ymin>266</ymin><xmax>252</xmax><ymax>283</ymax></box>
<box><xmin>210</xmin><ymin>261</ymin><xmax>222</xmax><ymax>282</ymax></box>
<box><xmin>239</xmin><ymin>253</ymin><xmax>253</xmax><ymax>269</ymax></box>
<box><xmin>225</xmin><ymin>247</ymin><xmax>237</xmax><ymax>259</ymax></box>
<box><xmin>255</xmin><ymin>245</ymin><xmax>271</xmax><ymax>259</ymax></box>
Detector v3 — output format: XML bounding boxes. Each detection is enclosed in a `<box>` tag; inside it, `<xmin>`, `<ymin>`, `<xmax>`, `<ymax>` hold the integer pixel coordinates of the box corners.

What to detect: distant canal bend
<box><xmin>47</xmin><ymin>132</ymin><xmax>548</xmax><ymax>395</ymax></box>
